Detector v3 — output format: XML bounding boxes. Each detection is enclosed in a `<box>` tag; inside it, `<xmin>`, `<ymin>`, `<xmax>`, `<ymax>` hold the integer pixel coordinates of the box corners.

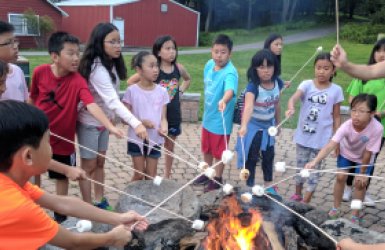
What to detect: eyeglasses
<box><xmin>42</xmin><ymin>82</ymin><xmax>63</xmax><ymax>110</ymax></box>
<box><xmin>104</xmin><ymin>40</ymin><xmax>121</xmax><ymax>47</ymax></box>
<box><xmin>351</xmin><ymin>109</ymin><xmax>371</xmax><ymax>115</ymax></box>
<box><xmin>0</xmin><ymin>38</ymin><xmax>19</xmax><ymax>48</ymax></box>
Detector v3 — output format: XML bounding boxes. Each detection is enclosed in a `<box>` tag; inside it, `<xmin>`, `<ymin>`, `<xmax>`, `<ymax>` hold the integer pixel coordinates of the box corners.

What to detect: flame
<box><xmin>204</xmin><ymin>195</ymin><xmax>263</xmax><ymax>250</ymax></box>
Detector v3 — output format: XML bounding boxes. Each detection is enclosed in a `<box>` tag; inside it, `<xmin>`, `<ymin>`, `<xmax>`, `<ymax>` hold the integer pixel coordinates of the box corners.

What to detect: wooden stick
<box><xmin>336</xmin><ymin>0</ymin><xmax>339</xmax><ymax>44</ymax></box>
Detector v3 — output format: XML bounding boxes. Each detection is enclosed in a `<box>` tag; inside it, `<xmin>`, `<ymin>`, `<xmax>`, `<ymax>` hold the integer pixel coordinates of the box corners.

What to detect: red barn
<box><xmin>57</xmin><ymin>0</ymin><xmax>200</xmax><ymax>47</ymax></box>
<box><xmin>0</xmin><ymin>0</ymin><xmax>67</xmax><ymax>48</ymax></box>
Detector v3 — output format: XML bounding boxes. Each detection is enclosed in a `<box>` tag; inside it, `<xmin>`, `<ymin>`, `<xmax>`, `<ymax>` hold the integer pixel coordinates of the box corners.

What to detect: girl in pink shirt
<box><xmin>305</xmin><ymin>94</ymin><xmax>383</xmax><ymax>224</ymax></box>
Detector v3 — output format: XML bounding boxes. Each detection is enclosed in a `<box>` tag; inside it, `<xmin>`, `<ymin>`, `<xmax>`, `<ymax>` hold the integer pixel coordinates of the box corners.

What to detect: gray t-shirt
<box><xmin>294</xmin><ymin>79</ymin><xmax>344</xmax><ymax>149</ymax></box>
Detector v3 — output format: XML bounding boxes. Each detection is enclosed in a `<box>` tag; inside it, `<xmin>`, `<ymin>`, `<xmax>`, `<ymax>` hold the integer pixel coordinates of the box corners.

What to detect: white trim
<box><xmin>8</xmin><ymin>13</ymin><xmax>40</xmax><ymax>36</ymax></box>
<box><xmin>110</xmin><ymin>5</ymin><xmax>113</xmax><ymax>22</ymax></box>
<box><xmin>196</xmin><ymin>12</ymin><xmax>200</xmax><ymax>47</ymax></box>
<box><xmin>46</xmin><ymin>0</ymin><xmax>69</xmax><ymax>17</ymax></box>
<box><xmin>169</xmin><ymin>0</ymin><xmax>200</xmax><ymax>15</ymax></box>
<box><xmin>57</xmin><ymin>0</ymin><xmax>139</xmax><ymax>6</ymax></box>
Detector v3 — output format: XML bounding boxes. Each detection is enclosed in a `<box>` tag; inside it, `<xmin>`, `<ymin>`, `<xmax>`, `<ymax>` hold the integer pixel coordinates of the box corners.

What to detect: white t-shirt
<box><xmin>1</xmin><ymin>64</ymin><xmax>28</xmax><ymax>101</ymax></box>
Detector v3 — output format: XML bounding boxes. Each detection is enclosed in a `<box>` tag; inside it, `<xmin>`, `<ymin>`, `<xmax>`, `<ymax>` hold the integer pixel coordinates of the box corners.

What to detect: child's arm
<box><xmin>177</xmin><ymin>63</ymin><xmax>191</xmax><ymax>93</ymax></box>
<box><xmin>159</xmin><ymin>105</ymin><xmax>168</xmax><ymax>135</ymax></box>
<box><xmin>354</xmin><ymin>149</ymin><xmax>372</xmax><ymax>188</ymax></box>
<box><xmin>48</xmin><ymin>160</ymin><xmax>86</xmax><ymax>181</ymax></box>
<box><xmin>332</xmin><ymin>102</ymin><xmax>342</xmax><ymax>134</ymax></box>
<box><xmin>239</xmin><ymin>92</ymin><xmax>254</xmax><ymax>137</ymax></box>
<box><xmin>86</xmin><ymin>103</ymin><xmax>124</xmax><ymax>138</ymax></box>
<box><xmin>218</xmin><ymin>89</ymin><xmax>234</xmax><ymax>112</ymax></box>
<box><xmin>337</xmin><ymin>238</ymin><xmax>385</xmax><ymax>250</ymax></box>
<box><xmin>127</xmin><ymin>73</ymin><xmax>140</xmax><ymax>86</ymax></box>
<box><xmin>305</xmin><ymin>140</ymin><xmax>338</xmax><ymax>169</ymax></box>
<box><xmin>274</xmin><ymin>98</ymin><xmax>281</xmax><ymax>127</ymax></box>
<box><xmin>285</xmin><ymin>89</ymin><xmax>303</xmax><ymax>117</ymax></box>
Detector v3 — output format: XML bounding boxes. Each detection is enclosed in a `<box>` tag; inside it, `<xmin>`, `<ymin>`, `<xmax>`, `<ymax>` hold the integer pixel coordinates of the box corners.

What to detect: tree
<box><xmin>23</xmin><ymin>9</ymin><xmax>56</xmax><ymax>48</ymax></box>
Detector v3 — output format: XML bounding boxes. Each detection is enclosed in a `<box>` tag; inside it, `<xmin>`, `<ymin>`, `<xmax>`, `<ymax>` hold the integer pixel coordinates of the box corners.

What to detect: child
<box><xmin>123</xmin><ymin>51</ymin><xmax>169</xmax><ymax>181</ymax></box>
<box><xmin>78</xmin><ymin>23</ymin><xmax>147</xmax><ymax>209</ymax></box>
<box><xmin>0</xmin><ymin>100</ymin><xmax>148</xmax><ymax>249</ymax></box>
<box><xmin>305</xmin><ymin>94</ymin><xmax>383</xmax><ymax>224</ymax></box>
<box><xmin>264</xmin><ymin>34</ymin><xmax>283</xmax><ymax>76</ymax></box>
<box><xmin>343</xmin><ymin>38</ymin><xmax>385</xmax><ymax>205</ymax></box>
<box><xmin>235</xmin><ymin>49</ymin><xmax>282</xmax><ymax>194</ymax></box>
<box><xmin>127</xmin><ymin>35</ymin><xmax>191</xmax><ymax>179</ymax></box>
<box><xmin>0</xmin><ymin>60</ymin><xmax>8</xmax><ymax>97</ymax></box>
<box><xmin>30</xmin><ymin>31</ymin><xmax>123</xmax><ymax>223</ymax></box>
<box><xmin>193</xmin><ymin>34</ymin><xmax>238</xmax><ymax>192</ymax></box>
<box><xmin>286</xmin><ymin>52</ymin><xmax>344</xmax><ymax>203</ymax></box>
<box><xmin>0</xmin><ymin>21</ymin><xmax>28</xmax><ymax>102</ymax></box>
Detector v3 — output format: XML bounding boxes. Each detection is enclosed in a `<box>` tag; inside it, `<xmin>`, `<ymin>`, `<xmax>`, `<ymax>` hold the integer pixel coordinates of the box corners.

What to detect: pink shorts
<box><xmin>201</xmin><ymin>127</ymin><xmax>230</xmax><ymax>160</ymax></box>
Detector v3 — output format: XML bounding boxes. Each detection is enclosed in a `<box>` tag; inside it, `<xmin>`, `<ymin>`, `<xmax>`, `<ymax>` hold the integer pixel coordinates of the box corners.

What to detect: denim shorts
<box><xmin>295</xmin><ymin>144</ymin><xmax>322</xmax><ymax>192</ymax></box>
<box><xmin>127</xmin><ymin>142</ymin><xmax>161</xmax><ymax>159</ymax></box>
<box><xmin>337</xmin><ymin>154</ymin><xmax>373</xmax><ymax>175</ymax></box>
<box><xmin>168</xmin><ymin>124</ymin><xmax>182</xmax><ymax>137</ymax></box>
<box><xmin>77</xmin><ymin>122</ymin><xmax>109</xmax><ymax>159</ymax></box>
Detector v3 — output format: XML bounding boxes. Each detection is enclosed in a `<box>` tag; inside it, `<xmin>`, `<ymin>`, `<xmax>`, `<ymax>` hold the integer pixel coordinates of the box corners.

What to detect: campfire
<box><xmin>203</xmin><ymin>195</ymin><xmax>274</xmax><ymax>250</ymax></box>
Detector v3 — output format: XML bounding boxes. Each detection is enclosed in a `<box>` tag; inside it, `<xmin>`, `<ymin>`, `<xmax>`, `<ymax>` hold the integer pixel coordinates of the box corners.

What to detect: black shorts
<box><xmin>48</xmin><ymin>153</ymin><xmax>76</xmax><ymax>180</ymax></box>
<box><xmin>127</xmin><ymin>142</ymin><xmax>161</xmax><ymax>159</ymax></box>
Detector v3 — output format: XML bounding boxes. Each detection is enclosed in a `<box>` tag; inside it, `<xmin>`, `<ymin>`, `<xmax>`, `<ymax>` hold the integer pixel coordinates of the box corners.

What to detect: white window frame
<box><xmin>8</xmin><ymin>13</ymin><xmax>40</xmax><ymax>36</ymax></box>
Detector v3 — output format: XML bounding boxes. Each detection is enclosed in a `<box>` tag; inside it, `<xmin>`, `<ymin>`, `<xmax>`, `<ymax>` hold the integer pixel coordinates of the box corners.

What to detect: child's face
<box><xmin>211</xmin><ymin>44</ymin><xmax>231</xmax><ymax>69</ymax></box>
<box><xmin>52</xmin><ymin>42</ymin><xmax>80</xmax><ymax>73</ymax></box>
<box><xmin>270</xmin><ymin>38</ymin><xmax>283</xmax><ymax>56</ymax></box>
<box><xmin>158</xmin><ymin>40</ymin><xmax>176</xmax><ymax>63</ymax></box>
<box><xmin>256</xmin><ymin>59</ymin><xmax>274</xmax><ymax>82</ymax></box>
<box><xmin>351</xmin><ymin>101</ymin><xmax>373</xmax><ymax>128</ymax></box>
<box><xmin>104</xmin><ymin>30</ymin><xmax>121</xmax><ymax>59</ymax></box>
<box><xmin>374</xmin><ymin>47</ymin><xmax>385</xmax><ymax>63</ymax></box>
<box><xmin>0</xmin><ymin>32</ymin><xmax>19</xmax><ymax>63</ymax></box>
<box><xmin>138</xmin><ymin>55</ymin><xmax>159</xmax><ymax>82</ymax></box>
<box><xmin>314</xmin><ymin>59</ymin><xmax>334</xmax><ymax>84</ymax></box>
<box><xmin>0</xmin><ymin>74</ymin><xmax>6</xmax><ymax>97</ymax></box>
<box><xmin>30</xmin><ymin>131</ymin><xmax>52</xmax><ymax>174</ymax></box>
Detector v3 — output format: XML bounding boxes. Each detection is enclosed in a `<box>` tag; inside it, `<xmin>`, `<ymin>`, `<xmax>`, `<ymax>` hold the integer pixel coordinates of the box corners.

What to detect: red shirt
<box><xmin>30</xmin><ymin>64</ymin><xmax>94</xmax><ymax>155</ymax></box>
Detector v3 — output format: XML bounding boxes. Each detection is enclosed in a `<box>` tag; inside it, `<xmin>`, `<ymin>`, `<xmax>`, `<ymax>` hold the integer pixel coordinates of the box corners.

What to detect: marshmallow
<box><xmin>317</xmin><ymin>46</ymin><xmax>323</xmax><ymax>52</ymax></box>
<box><xmin>76</xmin><ymin>220</ymin><xmax>92</xmax><ymax>233</ymax></box>
<box><xmin>192</xmin><ymin>219</ymin><xmax>205</xmax><ymax>230</ymax></box>
<box><xmin>198</xmin><ymin>162</ymin><xmax>209</xmax><ymax>171</ymax></box>
<box><xmin>221</xmin><ymin>150</ymin><xmax>234</xmax><ymax>165</ymax></box>
<box><xmin>275</xmin><ymin>162</ymin><xmax>286</xmax><ymax>172</ymax></box>
<box><xmin>222</xmin><ymin>183</ymin><xmax>234</xmax><ymax>195</ymax></box>
<box><xmin>300</xmin><ymin>169</ymin><xmax>310</xmax><ymax>178</ymax></box>
<box><xmin>204</xmin><ymin>168</ymin><xmax>216</xmax><ymax>179</ymax></box>
<box><xmin>241</xmin><ymin>192</ymin><xmax>253</xmax><ymax>203</ymax></box>
<box><xmin>351</xmin><ymin>199</ymin><xmax>363</xmax><ymax>210</ymax></box>
<box><xmin>153</xmin><ymin>176</ymin><xmax>163</xmax><ymax>186</ymax></box>
<box><xmin>239</xmin><ymin>169</ymin><xmax>250</xmax><ymax>181</ymax></box>
<box><xmin>268</xmin><ymin>126</ymin><xmax>278</xmax><ymax>137</ymax></box>
<box><xmin>252</xmin><ymin>185</ymin><xmax>265</xmax><ymax>197</ymax></box>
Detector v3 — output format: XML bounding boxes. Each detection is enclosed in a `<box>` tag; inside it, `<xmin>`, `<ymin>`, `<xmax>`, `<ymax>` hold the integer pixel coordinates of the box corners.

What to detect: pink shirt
<box><xmin>122</xmin><ymin>84</ymin><xmax>169</xmax><ymax>153</ymax></box>
<box><xmin>1</xmin><ymin>64</ymin><xmax>28</xmax><ymax>101</ymax></box>
<box><xmin>332</xmin><ymin>118</ymin><xmax>383</xmax><ymax>163</ymax></box>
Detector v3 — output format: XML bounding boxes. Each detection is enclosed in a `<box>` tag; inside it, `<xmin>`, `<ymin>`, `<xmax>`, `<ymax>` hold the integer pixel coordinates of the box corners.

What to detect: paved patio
<box><xmin>41</xmin><ymin>122</ymin><xmax>385</xmax><ymax>233</ymax></box>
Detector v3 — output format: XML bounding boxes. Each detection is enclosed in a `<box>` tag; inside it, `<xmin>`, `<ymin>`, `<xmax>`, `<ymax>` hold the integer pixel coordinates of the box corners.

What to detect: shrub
<box><xmin>341</xmin><ymin>23</ymin><xmax>385</xmax><ymax>44</ymax></box>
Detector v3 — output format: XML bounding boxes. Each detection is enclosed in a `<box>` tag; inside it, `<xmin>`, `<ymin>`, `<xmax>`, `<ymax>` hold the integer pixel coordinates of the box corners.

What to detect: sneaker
<box><xmin>364</xmin><ymin>193</ymin><xmax>376</xmax><ymax>207</ymax></box>
<box><xmin>94</xmin><ymin>197</ymin><xmax>114</xmax><ymax>211</ymax></box>
<box><xmin>265</xmin><ymin>186</ymin><xmax>281</xmax><ymax>198</ymax></box>
<box><xmin>204</xmin><ymin>177</ymin><xmax>222</xmax><ymax>193</ymax></box>
<box><xmin>290</xmin><ymin>194</ymin><xmax>303</xmax><ymax>202</ymax></box>
<box><xmin>193</xmin><ymin>175</ymin><xmax>210</xmax><ymax>185</ymax></box>
<box><xmin>342</xmin><ymin>186</ymin><xmax>352</xmax><ymax>202</ymax></box>
<box><xmin>54</xmin><ymin>212</ymin><xmax>67</xmax><ymax>224</ymax></box>
<box><xmin>328</xmin><ymin>208</ymin><xmax>341</xmax><ymax>219</ymax></box>
<box><xmin>350</xmin><ymin>215</ymin><xmax>363</xmax><ymax>225</ymax></box>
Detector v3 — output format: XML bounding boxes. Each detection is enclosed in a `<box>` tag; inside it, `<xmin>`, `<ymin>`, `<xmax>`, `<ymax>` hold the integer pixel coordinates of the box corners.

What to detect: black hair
<box><xmin>350</xmin><ymin>93</ymin><xmax>377</xmax><ymax>112</ymax></box>
<box><xmin>213</xmin><ymin>34</ymin><xmax>233</xmax><ymax>52</ymax></box>
<box><xmin>131</xmin><ymin>51</ymin><xmax>152</xmax><ymax>70</ymax></box>
<box><xmin>361</xmin><ymin>38</ymin><xmax>385</xmax><ymax>84</ymax></box>
<box><xmin>0</xmin><ymin>100</ymin><xmax>49</xmax><ymax>172</ymax></box>
<box><xmin>263</xmin><ymin>33</ymin><xmax>282</xmax><ymax>75</ymax></box>
<box><xmin>314</xmin><ymin>52</ymin><xmax>336</xmax><ymax>82</ymax></box>
<box><xmin>152</xmin><ymin>35</ymin><xmax>178</xmax><ymax>65</ymax></box>
<box><xmin>79</xmin><ymin>22</ymin><xmax>127</xmax><ymax>82</ymax></box>
<box><xmin>48</xmin><ymin>31</ymin><xmax>79</xmax><ymax>55</ymax></box>
<box><xmin>0</xmin><ymin>21</ymin><xmax>15</xmax><ymax>35</ymax></box>
<box><xmin>0</xmin><ymin>60</ymin><xmax>9</xmax><ymax>78</ymax></box>
<box><xmin>247</xmin><ymin>49</ymin><xmax>279</xmax><ymax>86</ymax></box>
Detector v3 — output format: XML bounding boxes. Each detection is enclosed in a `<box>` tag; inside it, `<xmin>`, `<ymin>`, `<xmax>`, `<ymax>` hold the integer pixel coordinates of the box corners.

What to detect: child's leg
<box><xmin>245</xmin><ymin>132</ymin><xmax>261</xmax><ymax>187</ymax></box>
<box><xmin>164</xmin><ymin>135</ymin><xmax>176</xmax><ymax>179</ymax></box>
<box><xmin>145</xmin><ymin>157</ymin><xmax>159</xmax><ymax>178</ymax></box>
<box><xmin>204</xmin><ymin>153</ymin><xmax>214</xmax><ymax>166</ymax></box>
<box><xmin>93</xmin><ymin>153</ymin><xmax>107</xmax><ymax>202</ymax></box>
<box><xmin>131</xmin><ymin>156</ymin><xmax>146</xmax><ymax>181</ymax></box>
<box><xmin>261</xmin><ymin>144</ymin><xmax>274</xmax><ymax>187</ymax></box>
<box><xmin>334</xmin><ymin>171</ymin><xmax>348</xmax><ymax>209</ymax></box>
<box><xmin>79</xmin><ymin>158</ymin><xmax>97</xmax><ymax>203</ymax></box>
<box><xmin>303</xmin><ymin>148</ymin><xmax>322</xmax><ymax>203</ymax></box>
<box><xmin>351</xmin><ymin>165</ymin><xmax>372</xmax><ymax>217</ymax></box>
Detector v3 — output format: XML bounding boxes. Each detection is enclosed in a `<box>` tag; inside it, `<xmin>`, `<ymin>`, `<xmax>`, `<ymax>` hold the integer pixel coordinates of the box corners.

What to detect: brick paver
<box><xmin>41</xmin><ymin>123</ymin><xmax>385</xmax><ymax>233</ymax></box>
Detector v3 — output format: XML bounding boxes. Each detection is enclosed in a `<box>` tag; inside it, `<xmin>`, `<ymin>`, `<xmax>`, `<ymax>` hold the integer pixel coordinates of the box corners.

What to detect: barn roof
<box><xmin>56</xmin><ymin>0</ymin><xmax>139</xmax><ymax>6</ymax></box>
<box><xmin>46</xmin><ymin>0</ymin><xmax>68</xmax><ymax>16</ymax></box>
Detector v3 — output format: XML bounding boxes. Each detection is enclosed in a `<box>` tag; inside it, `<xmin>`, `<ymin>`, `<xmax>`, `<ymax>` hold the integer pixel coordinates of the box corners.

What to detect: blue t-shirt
<box><xmin>202</xmin><ymin>59</ymin><xmax>238</xmax><ymax>135</ymax></box>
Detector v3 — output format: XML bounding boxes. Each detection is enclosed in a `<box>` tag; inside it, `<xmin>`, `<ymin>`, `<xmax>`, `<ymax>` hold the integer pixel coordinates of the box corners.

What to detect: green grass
<box><xmin>24</xmin><ymin>35</ymin><xmax>373</xmax><ymax>128</ymax></box>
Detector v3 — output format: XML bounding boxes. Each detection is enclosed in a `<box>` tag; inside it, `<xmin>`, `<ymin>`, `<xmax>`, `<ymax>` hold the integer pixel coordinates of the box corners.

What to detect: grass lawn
<box><xmin>24</xmin><ymin>35</ymin><xmax>373</xmax><ymax>128</ymax></box>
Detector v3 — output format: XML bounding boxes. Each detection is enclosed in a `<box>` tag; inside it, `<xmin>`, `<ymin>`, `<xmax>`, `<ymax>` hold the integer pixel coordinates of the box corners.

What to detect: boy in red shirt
<box><xmin>0</xmin><ymin>100</ymin><xmax>148</xmax><ymax>249</ymax></box>
<box><xmin>30</xmin><ymin>31</ymin><xmax>123</xmax><ymax>223</ymax></box>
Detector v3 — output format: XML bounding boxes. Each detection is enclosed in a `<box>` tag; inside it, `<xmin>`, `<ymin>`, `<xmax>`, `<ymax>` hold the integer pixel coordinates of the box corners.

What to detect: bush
<box><xmin>340</xmin><ymin>23</ymin><xmax>385</xmax><ymax>44</ymax></box>
<box><xmin>199</xmin><ymin>32</ymin><xmax>214</xmax><ymax>46</ymax></box>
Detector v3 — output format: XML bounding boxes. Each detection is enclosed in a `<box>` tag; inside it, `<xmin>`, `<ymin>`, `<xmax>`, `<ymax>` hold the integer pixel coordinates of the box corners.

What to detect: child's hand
<box><xmin>354</xmin><ymin>175</ymin><xmax>369</xmax><ymax>189</ymax></box>
<box><xmin>304</xmin><ymin>161</ymin><xmax>316</xmax><ymax>169</ymax></box>
<box><xmin>331</xmin><ymin>44</ymin><xmax>348</xmax><ymax>68</ymax></box>
<box><xmin>284</xmin><ymin>80</ymin><xmax>291</xmax><ymax>89</ymax></box>
<box><xmin>134</xmin><ymin>124</ymin><xmax>148</xmax><ymax>140</ymax></box>
<box><xmin>285</xmin><ymin>109</ymin><xmax>295</xmax><ymax>118</ymax></box>
<box><xmin>108</xmin><ymin>225</ymin><xmax>133</xmax><ymax>247</ymax></box>
<box><xmin>218</xmin><ymin>99</ymin><xmax>226</xmax><ymax>112</ymax></box>
<box><xmin>158</xmin><ymin>124</ymin><xmax>168</xmax><ymax>136</ymax></box>
<box><xmin>110</xmin><ymin>127</ymin><xmax>125</xmax><ymax>138</ymax></box>
<box><xmin>119</xmin><ymin>211</ymin><xmax>149</xmax><ymax>232</ymax></box>
<box><xmin>65</xmin><ymin>167</ymin><xmax>86</xmax><ymax>181</ymax></box>
<box><xmin>331</xmin><ymin>146</ymin><xmax>340</xmax><ymax>158</ymax></box>
<box><xmin>142</xmin><ymin>119</ymin><xmax>155</xmax><ymax>129</ymax></box>
<box><xmin>238</xmin><ymin>126</ymin><xmax>247</xmax><ymax>137</ymax></box>
<box><xmin>336</xmin><ymin>238</ymin><xmax>358</xmax><ymax>250</ymax></box>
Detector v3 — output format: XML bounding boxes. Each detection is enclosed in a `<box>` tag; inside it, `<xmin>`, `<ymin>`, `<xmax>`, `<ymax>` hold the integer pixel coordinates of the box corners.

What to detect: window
<box><xmin>8</xmin><ymin>13</ymin><xmax>39</xmax><ymax>36</ymax></box>
<box><xmin>160</xmin><ymin>3</ymin><xmax>168</xmax><ymax>13</ymax></box>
